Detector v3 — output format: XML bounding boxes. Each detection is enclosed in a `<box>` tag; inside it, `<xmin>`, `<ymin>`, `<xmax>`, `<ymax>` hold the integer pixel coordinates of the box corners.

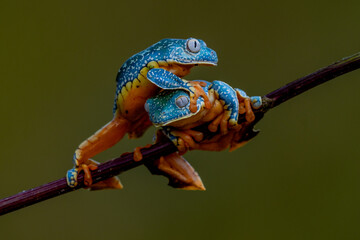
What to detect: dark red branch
<box><xmin>0</xmin><ymin>141</ymin><xmax>177</xmax><ymax>216</ymax></box>
<box><xmin>1</xmin><ymin>52</ymin><xmax>360</xmax><ymax>216</ymax></box>
<box><xmin>263</xmin><ymin>52</ymin><xmax>360</xmax><ymax>109</ymax></box>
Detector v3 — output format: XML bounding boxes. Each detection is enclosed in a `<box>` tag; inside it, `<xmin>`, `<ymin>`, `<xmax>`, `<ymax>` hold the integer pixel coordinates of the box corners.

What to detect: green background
<box><xmin>1</xmin><ymin>1</ymin><xmax>360</xmax><ymax>239</ymax></box>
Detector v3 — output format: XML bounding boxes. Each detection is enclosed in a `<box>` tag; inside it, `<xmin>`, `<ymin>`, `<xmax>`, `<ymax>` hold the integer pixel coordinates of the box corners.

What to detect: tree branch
<box><xmin>262</xmin><ymin>52</ymin><xmax>360</xmax><ymax>110</ymax></box>
<box><xmin>1</xmin><ymin>52</ymin><xmax>360</xmax><ymax>216</ymax></box>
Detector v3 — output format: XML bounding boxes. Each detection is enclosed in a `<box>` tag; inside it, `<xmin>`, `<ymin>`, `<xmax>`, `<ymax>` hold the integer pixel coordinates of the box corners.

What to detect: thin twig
<box><xmin>0</xmin><ymin>141</ymin><xmax>177</xmax><ymax>216</ymax></box>
<box><xmin>1</xmin><ymin>52</ymin><xmax>360</xmax><ymax>216</ymax></box>
<box><xmin>262</xmin><ymin>52</ymin><xmax>360</xmax><ymax>110</ymax></box>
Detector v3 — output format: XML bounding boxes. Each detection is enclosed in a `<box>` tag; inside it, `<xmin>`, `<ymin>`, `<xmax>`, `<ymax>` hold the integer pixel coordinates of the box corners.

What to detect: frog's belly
<box><xmin>117</xmin><ymin>78</ymin><xmax>159</xmax><ymax>121</ymax></box>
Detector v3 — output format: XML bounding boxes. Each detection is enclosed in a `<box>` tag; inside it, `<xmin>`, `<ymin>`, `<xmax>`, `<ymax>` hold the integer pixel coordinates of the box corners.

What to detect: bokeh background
<box><xmin>1</xmin><ymin>1</ymin><xmax>360</xmax><ymax>239</ymax></box>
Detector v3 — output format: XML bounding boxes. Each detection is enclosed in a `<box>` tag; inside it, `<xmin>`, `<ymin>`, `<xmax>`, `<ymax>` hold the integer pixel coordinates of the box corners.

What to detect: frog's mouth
<box><xmin>160</xmin><ymin>61</ymin><xmax>217</xmax><ymax>78</ymax></box>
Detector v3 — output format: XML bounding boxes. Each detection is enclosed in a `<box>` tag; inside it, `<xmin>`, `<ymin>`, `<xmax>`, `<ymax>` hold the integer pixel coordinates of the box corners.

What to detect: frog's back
<box><xmin>113</xmin><ymin>39</ymin><xmax>184</xmax><ymax>116</ymax></box>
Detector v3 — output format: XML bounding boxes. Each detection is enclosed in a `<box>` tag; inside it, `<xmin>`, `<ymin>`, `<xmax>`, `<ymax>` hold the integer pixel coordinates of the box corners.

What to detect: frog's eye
<box><xmin>175</xmin><ymin>96</ymin><xmax>189</xmax><ymax>108</ymax></box>
<box><xmin>144</xmin><ymin>102</ymin><xmax>149</xmax><ymax>112</ymax></box>
<box><xmin>186</xmin><ymin>38</ymin><xmax>201</xmax><ymax>53</ymax></box>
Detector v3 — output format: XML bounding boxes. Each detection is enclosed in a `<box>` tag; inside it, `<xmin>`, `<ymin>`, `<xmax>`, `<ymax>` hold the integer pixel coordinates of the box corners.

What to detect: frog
<box><xmin>66</xmin><ymin>38</ymin><xmax>218</xmax><ymax>189</ymax></box>
<box><xmin>143</xmin><ymin>70</ymin><xmax>262</xmax><ymax>188</ymax></box>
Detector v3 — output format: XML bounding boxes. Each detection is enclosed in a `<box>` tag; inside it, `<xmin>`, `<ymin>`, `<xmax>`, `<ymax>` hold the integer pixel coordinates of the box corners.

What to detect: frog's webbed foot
<box><xmin>66</xmin><ymin>158</ymin><xmax>98</xmax><ymax>188</ymax></box>
<box><xmin>163</xmin><ymin>128</ymin><xmax>204</xmax><ymax>153</ymax></box>
<box><xmin>235</xmin><ymin>89</ymin><xmax>262</xmax><ymax>124</ymax></box>
<box><xmin>66</xmin><ymin>158</ymin><xmax>123</xmax><ymax>190</ymax></box>
<box><xmin>188</xmin><ymin>81</ymin><xmax>212</xmax><ymax>112</ymax></box>
<box><xmin>145</xmin><ymin>153</ymin><xmax>205</xmax><ymax>190</ymax></box>
<box><xmin>208</xmin><ymin>111</ymin><xmax>236</xmax><ymax>135</ymax></box>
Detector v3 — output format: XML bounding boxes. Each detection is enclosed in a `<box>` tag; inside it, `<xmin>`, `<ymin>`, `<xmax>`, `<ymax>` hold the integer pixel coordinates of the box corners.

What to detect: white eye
<box><xmin>186</xmin><ymin>38</ymin><xmax>201</xmax><ymax>53</ymax></box>
<box><xmin>175</xmin><ymin>96</ymin><xmax>189</xmax><ymax>108</ymax></box>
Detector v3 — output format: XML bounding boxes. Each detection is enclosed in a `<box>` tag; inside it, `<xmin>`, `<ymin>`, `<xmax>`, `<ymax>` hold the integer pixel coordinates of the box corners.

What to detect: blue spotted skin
<box><xmin>66</xmin><ymin>168</ymin><xmax>78</xmax><ymax>187</ymax></box>
<box><xmin>211</xmin><ymin>81</ymin><xmax>239</xmax><ymax>126</ymax></box>
<box><xmin>113</xmin><ymin>38</ymin><xmax>217</xmax><ymax>117</ymax></box>
<box><xmin>146</xmin><ymin>69</ymin><xmax>240</xmax><ymax>127</ymax></box>
<box><xmin>146</xmin><ymin>86</ymin><xmax>209</xmax><ymax>127</ymax></box>
<box><xmin>145</xmin><ymin>79</ymin><xmax>262</xmax><ymax>128</ymax></box>
<box><xmin>66</xmin><ymin>38</ymin><xmax>217</xmax><ymax>189</ymax></box>
<box><xmin>234</xmin><ymin>88</ymin><xmax>262</xmax><ymax>110</ymax></box>
<box><xmin>147</xmin><ymin>68</ymin><xmax>196</xmax><ymax>94</ymax></box>
<box><xmin>249</xmin><ymin>96</ymin><xmax>262</xmax><ymax>109</ymax></box>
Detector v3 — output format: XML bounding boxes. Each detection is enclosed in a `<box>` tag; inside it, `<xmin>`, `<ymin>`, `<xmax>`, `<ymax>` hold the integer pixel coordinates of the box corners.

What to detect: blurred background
<box><xmin>1</xmin><ymin>1</ymin><xmax>360</xmax><ymax>239</ymax></box>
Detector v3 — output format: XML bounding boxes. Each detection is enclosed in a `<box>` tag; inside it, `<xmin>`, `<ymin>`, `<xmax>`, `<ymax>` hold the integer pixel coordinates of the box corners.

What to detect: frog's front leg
<box><xmin>208</xmin><ymin>81</ymin><xmax>240</xmax><ymax>134</ymax></box>
<box><xmin>66</xmin><ymin>115</ymin><xmax>130</xmax><ymax>188</ymax></box>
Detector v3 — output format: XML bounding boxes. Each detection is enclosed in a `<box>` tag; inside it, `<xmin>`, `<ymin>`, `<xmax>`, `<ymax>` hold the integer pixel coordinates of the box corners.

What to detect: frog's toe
<box><xmin>250</xmin><ymin>96</ymin><xmax>262</xmax><ymax>109</ymax></box>
<box><xmin>66</xmin><ymin>168</ymin><xmax>79</xmax><ymax>188</ymax></box>
<box><xmin>66</xmin><ymin>162</ymin><xmax>97</xmax><ymax>188</ymax></box>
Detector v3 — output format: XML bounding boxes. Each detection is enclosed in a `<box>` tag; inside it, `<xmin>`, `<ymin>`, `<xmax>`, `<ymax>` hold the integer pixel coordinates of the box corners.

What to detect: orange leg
<box><xmin>69</xmin><ymin>115</ymin><xmax>130</xmax><ymax>188</ymax></box>
<box><xmin>188</xmin><ymin>81</ymin><xmax>212</xmax><ymax>113</ymax></box>
<box><xmin>219</xmin><ymin>111</ymin><xmax>231</xmax><ymax>135</ymax></box>
<box><xmin>208</xmin><ymin>113</ymin><xmax>224</xmax><ymax>132</ymax></box>
<box><xmin>236</xmin><ymin>91</ymin><xmax>255</xmax><ymax>123</ymax></box>
<box><xmin>238</xmin><ymin>102</ymin><xmax>246</xmax><ymax>115</ymax></box>
<box><xmin>74</xmin><ymin>115</ymin><xmax>130</xmax><ymax>167</ymax></box>
<box><xmin>202</xmin><ymin>100</ymin><xmax>224</xmax><ymax>123</ymax></box>
<box><xmin>146</xmin><ymin>153</ymin><xmax>205</xmax><ymax>190</ymax></box>
<box><xmin>171</xmin><ymin>129</ymin><xmax>204</xmax><ymax>152</ymax></box>
<box><xmin>243</xmin><ymin>98</ymin><xmax>255</xmax><ymax>123</ymax></box>
<box><xmin>208</xmin><ymin>110</ymin><xmax>231</xmax><ymax>135</ymax></box>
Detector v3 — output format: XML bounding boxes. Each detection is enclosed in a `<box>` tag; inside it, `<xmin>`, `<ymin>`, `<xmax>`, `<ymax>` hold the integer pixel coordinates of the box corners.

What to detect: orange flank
<box><xmin>118</xmin><ymin>78</ymin><xmax>159</xmax><ymax>121</ymax></box>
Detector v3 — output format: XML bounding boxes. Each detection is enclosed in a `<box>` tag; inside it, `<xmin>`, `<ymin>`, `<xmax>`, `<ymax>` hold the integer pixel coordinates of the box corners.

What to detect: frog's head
<box><xmin>145</xmin><ymin>89</ymin><xmax>203</xmax><ymax>127</ymax></box>
<box><xmin>164</xmin><ymin>38</ymin><xmax>217</xmax><ymax>65</ymax></box>
<box><xmin>147</xmin><ymin>38</ymin><xmax>218</xmax><ymax>77</ymax></box>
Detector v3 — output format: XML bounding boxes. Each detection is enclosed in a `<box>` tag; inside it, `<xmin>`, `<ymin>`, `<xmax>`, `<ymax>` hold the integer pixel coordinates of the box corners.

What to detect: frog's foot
<box><xmin>208</xmin><ymin>111</ymin><xmax>234</xmax><ymax>135</ymax></box>
<box><xmin>188</xmin><ymin>81</ymin><xmax>212</xmax><ymax>112</ymax></box>
<box><xmin>133</xmin><ymin>144</ymin><xmax>152</xmax><ymax>162</ymax></box>
<box><xmin>66</xmin><ymin>168</ymin><xmax>79</xmax><ymax>188</ymax></box>
<box><xmin>236</xmin><ymin>90</ymin><xmax>255</xmax><ymax>123</ymax></box>
<box><xmin>170</xmin><ymin>129</ymin><xmax>204</xmax><ymax>152</ymax></box>
<box><xmin>66</xmin><ymin>162</ymin><xmax>98</xmax><ymax>188</ymax></box>
<box><xmin>67</xmin><ymin>158</ymin><xmax>123</xmax><ymax>190</ymax></box>
<box><xmin>145</xmin><ymin>153</ymin><xmax>205</xmax><ymax>190</ymax></box>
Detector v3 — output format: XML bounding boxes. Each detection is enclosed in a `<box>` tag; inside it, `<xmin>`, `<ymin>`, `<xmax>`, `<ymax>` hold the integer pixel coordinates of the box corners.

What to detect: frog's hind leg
<box><xmin>67</xmin><ymin>115</ymin><xmax>130</xmax><ymax>188</ymax></box>
<box><xmin>145</xmin><ymin>153</ymin><xmax>205</xmax><ymax>190</ymax></box>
